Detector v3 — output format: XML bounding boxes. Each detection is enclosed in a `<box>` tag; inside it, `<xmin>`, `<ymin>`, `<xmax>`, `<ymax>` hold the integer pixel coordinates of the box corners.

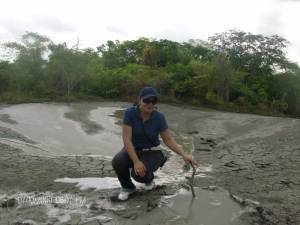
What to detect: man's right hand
<box><xmin>134</xmin><ymin>160</ymin><xmax>146</xmax><ymax>177</ymax></box>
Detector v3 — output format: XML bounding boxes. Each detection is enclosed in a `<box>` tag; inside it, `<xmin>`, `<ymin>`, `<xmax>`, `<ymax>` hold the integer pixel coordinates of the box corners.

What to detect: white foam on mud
<box><xmin>198</xmin><ymin>164</ymin><xmax>213</xmax><ymax>172</ymax></box>
<box><xmin>81</xmin><ymin>215</ymin><xmax>112</xmax><ymax>223</ymax></box>
<box><xmin>54</xmin><ymin>161</ymin><xmax>212</xmax><ymax>191</ymax></box>
<box><xmin>54</xmin><ymin>171</ymin><xmax>187</xmax><ymax>191</ymax></box>
<box><xmin>210</xmin><ymin>199</ymin><xmax>222</xmax><ymax>206</ymax></box>
<box><xmin>47</xmin><ymin>208</ymin><xmax>71</xmax><ymax>223</ymax></box>
<box><xmin>46</xmin><ymin>206</ymin><xmax>86</xmax><ymax>224</ymax></box>
<box><xmin>0</xmin><ymin>194</ymin><xmax>6</xmax><ymax>200</ymax></box>
<box><xmin>1</xmin><ymin>191</ymin><xmax>100</xmax><ymax>224</ymax></box>
<box><xmin>54</xmin><ymin>177</ymin><xmax>122</xmax><ymax>190</ymax></box>
<box><xmin>54</xmin><ymin>174</ymin><xmax>182</xmax><ymax>191</ymax></box>
<box><xmin>58</xmin><ymin>154</ymin><xmax>113</xmax><ymax>159</ymax></box>
<box><xmin>19</xmin><ymin>220</ymin><xmax>37</xmax><ymax>225</ymax></box>
<box><xmin>195</xmin><ymin>173</ymin><xmax>210</xmax><ymax>178</ymax></box>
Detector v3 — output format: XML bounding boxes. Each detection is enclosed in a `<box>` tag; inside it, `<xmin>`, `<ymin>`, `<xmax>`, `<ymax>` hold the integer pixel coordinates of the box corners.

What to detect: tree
<box><xmin>268</xmin><ymin>73</ymin><xmax>300</xmax><ymax>114</ymax></box>
<box><xmin>47</xmin><ymin>44</ymin><xmax>97</xmax><ymax>96</ymax></box>
<box><xmin>142</xmin><ymin>48</ymin><xmax>157</xmax><ymax>67</ymax></box>
<box><xmin>97</xmin><ymin>39</ymin><xmax>149</xmax><ymax>68</ymax></box>
<box><xmin>210</xmin><ymin>54</ymin><xmax>233</xmax><ymax>102</ymax></box>
<box><xmin>0</xmin><ymin>61</ymin><xmax>12</xmax><ymax>93</ymax></box>
<box><xmin>209</xmin><ymin>29</ymin><xmax>290</xmax><ymax>75</ymax></box>
<box><xmin>184</xmin><ymin>40</ymin><xmax>214</xmax><ymax>61</ymax></box>
<box><xmin>151</xmin><ymin>39</ymin><xmax>182</xmax><ymax>67</ymax></box>
<box><xmin>4</xmin><ymin>32</ymin><xmax>51</xmax><ymax>94</ymax></box>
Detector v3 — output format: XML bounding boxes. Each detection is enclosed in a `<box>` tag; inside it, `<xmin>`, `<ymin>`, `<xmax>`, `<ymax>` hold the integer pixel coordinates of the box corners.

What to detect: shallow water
<box><xmin>162</xmin><ymin>188</ymin><xmax>247</xmax><ymax>225</ymax></box>
<box><xmin>0</xmin><ymin>102</ymin><xmax>125</xmax><ymax>156</ymax></box>
<box><xmin>118</xmin><ymin>188</ymin><xmax>249</xmax><ymax>225</ymax></box>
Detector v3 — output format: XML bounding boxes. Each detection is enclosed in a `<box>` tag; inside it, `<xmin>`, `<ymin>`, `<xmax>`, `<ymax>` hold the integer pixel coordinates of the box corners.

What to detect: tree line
<box><xmin>0</xmin><ymin>30</ymin><xmax>300</xmax><ymax>116</ymax></box>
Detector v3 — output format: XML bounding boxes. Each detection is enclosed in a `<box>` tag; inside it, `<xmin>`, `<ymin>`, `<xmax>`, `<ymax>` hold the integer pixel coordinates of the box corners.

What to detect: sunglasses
<box><xmin>142</xmin><ymin>97</ymin><xmax>158</xmax><ymax>105</ymax></box>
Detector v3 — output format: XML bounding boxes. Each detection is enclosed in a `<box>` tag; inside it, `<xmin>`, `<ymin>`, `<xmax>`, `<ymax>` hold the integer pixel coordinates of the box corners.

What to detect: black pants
<box><xmin>112</xmin><ymin>148</ymin><xmax>167</xmax><ymax>189</ymax></box>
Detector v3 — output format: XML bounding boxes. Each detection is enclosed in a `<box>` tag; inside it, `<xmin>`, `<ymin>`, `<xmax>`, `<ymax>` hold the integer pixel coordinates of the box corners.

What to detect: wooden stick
<box><xmin>190</xmin><ymin>162</ymin><xmax>196</xmax><ymax>197</ymax></box>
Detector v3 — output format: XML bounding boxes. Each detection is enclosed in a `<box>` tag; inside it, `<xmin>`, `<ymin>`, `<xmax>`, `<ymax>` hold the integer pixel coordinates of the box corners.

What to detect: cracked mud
<box><xmin>0</xmin><ymin>102</ymin><xmax>299</xmax><ymax>225</ymax></box>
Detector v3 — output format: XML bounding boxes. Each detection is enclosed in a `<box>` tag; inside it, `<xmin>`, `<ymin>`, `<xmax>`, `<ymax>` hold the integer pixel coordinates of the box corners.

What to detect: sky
<box><xmin>0</xmin><ymin>0</ymin><xmax>300</xmax><ymax>64</ymax></box>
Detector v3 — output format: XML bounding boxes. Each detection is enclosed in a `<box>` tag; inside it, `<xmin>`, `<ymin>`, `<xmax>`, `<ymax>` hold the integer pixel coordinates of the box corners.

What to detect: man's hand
<box><xmin>134</xmin><ymin>160</ymin><xmax>146</xmax><ymax>177</ymax></box>
<box><xmin>182</xmin><ymin>153</ymin><xmax>198</xmax><ymax>166</ymax></box>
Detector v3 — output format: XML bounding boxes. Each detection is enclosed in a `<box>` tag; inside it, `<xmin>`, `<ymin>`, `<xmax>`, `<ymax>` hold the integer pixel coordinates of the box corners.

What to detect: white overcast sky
<box><xmin>1</xmin><ymin>0</ymin><xmax>300</xmax><ymax>64</ymax></box>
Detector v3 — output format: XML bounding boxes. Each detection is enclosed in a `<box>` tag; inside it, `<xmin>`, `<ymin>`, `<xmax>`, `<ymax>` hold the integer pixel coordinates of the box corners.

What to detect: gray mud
<box><xmin>0</xmin><ymin>102</ymin><xmax>299</xmax><ymax>225</ymax></box>
<box><xmin>0</xmin><ymin>113</ymin><xmax>17</xmax><ymax>124</ymax></box>
<box><xmin>64</xmin><ymin>102</ymin><xmax>104</xmax><ymax>134</ymax></box>
<box><xmin>159</xmin><ymin>104</ymin><xmax>300</xmax><ymax>225</ymax></box>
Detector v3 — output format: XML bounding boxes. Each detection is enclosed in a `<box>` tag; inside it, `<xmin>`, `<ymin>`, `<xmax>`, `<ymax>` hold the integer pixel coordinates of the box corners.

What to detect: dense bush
<box><xmin>1</xmin><ymin>30</ymin><xmax>300</xmax><ymax>116</ymax></box>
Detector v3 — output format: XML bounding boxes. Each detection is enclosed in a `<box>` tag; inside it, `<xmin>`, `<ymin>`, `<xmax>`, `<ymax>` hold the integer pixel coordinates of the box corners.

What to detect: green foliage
<box><xmin>46</xmin><ymin>44</ymin><xmax>98</xmax><ymax>96</ymax></box>
<box><xmin>205</xmin><ymin>91</ymin><xmax>225</xmax><ymax>106</ymax></box>
<box><xmin>209</xmin><ymin>29</ymin><xmax>290</xmax><ymax>75</ymax></box>
<box><xmin>142</xmin><ymin>48</ymin><xmax>157</xmax><ymax>67</ymax></box>
<box><xmin>3</xmin><ymin>32</ymin><xmax>51</xmax><ymax>96</ymax></box>
<box><xmin>0</xmin><ymin>61</ymin><xmax>12</xmax><ymax>93</ymax></box>
<box><xmin>210</xmin><ymin>54</ymin><xmax>233</xmax><ymax>102</ymax></box>
<box><xmin>268</xmin><ymin>73</ymin><xmax>300</xmax><ymax>114</ymax></box>
<box><xmin>1</xmin><ymin>30</ymin><xmax>300</xmax><ymax>116</ymax></box>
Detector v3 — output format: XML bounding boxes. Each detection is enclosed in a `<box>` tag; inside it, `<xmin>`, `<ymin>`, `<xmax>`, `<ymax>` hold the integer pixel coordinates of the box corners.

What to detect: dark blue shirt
<box><xmin>123</xmin><ymin>106</ymin><xmax>168</xmax><ymax>150</ymax></box>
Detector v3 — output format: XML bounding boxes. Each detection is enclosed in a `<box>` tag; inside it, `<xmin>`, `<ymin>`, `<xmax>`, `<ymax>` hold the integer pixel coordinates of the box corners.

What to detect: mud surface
<box><xmin>0</xmin><ymin>103</ymin><xmax>123</xmax><ymax>156</ymax></box>
<box><xmin>0</xmin><ymin>102</ymin><xmax>299</xmax><ymax>225</ymax></box>
<box><xmin>159</xmin><ymin>104</ymin><xmax>300</xmax><ymax>225</ymax></box>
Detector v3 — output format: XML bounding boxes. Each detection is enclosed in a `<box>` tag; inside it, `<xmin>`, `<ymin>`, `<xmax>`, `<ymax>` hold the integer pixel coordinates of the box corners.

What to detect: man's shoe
<box><xmin>118</xmin><ymin>188</ymin><xmax>136</xmax><ymax>201</ymax></box>
<box><xmin>145</xmin><ymin>181</ymin><xmax>155</xmax><ymax>191</ymax></box>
